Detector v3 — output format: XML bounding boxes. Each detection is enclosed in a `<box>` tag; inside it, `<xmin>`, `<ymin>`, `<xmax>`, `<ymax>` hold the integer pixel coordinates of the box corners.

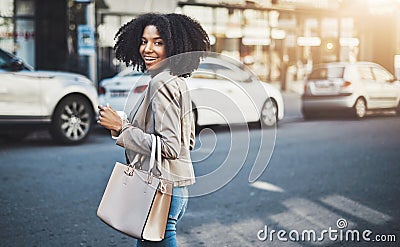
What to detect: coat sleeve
<box><xmin>115</xmin><ymin>75</ymin><xmax>182</xmax><ymax>160</ymax></box>
<box><xmin>150</xmin><ymin>77</ymin><xmax>182</xmax><ymax>159</ymax></box>
<box><xmin>115</xmin><ymin>125</ymin><xmax>152</xmax><ymax>156</ymax></box>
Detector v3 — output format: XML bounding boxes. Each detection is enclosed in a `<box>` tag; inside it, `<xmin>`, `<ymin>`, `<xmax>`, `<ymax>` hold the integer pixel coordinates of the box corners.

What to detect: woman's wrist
<box><xmin>114</xmin><ymin>124</ymin><xmax>122</xmax><ymax>133</ymax></box>
<box><xmin>117</xmin><ymin>118</ymin><xmax>130</xmax><ymax>133</ymax></box>
<box><xmin>111</xmin><ymin>118</ymin><xmax>129</xmax><ymax>139</ymax></box>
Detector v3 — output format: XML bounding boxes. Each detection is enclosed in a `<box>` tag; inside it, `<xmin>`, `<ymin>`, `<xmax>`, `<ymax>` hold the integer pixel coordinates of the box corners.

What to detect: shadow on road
<box><xmin>0</xmin><ymin>126</ymin><xmax>110</xmax><ymax>148</ymax></box>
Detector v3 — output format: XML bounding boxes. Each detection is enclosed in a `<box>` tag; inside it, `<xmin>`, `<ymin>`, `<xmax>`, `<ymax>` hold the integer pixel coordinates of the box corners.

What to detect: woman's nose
<box><xmin>144</xmin><ymin>42</ymin><xmax>153</xmax><ymax>52</ymax></box>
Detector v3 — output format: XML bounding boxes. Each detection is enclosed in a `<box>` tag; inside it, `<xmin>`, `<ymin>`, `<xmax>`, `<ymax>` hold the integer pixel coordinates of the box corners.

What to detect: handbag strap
<box><xmin>126</xmin><ymin>134</ymin><xmax>163</xmax><ymax>178</ymax></box>
<box><xmin>147</xmin><ymin>134</ymin><xmax>157</xmax><ymax>173</ymax></box>
<box><xmin>155</xmin><ymin>135</ymin><xmax>162</xmax><ymax>176</ymax></box>
<box><xmin>127</xmin><ymin>134</ymin><xmax>156</xmax><ymax>171</ymax></box>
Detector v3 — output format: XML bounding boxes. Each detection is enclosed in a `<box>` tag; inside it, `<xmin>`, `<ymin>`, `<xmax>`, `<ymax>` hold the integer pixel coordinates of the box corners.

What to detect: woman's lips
<box><xmin>144</xmin><ymin>56</ymin><xmax>157</xmax><ymax>61</ymax></box>
<box><xmin>143</xmin><ymin>56</ymin><xmax>159</xmax><ymax>66</ymax></box>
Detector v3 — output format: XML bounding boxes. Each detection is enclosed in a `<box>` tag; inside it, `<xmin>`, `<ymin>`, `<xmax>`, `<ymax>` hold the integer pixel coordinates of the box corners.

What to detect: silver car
<box><xmin>0</xmin><ymin>48</ymin><xmax>99</xmax><ymax>144</ymax></box>
<box><xmin>302</xmin><ymin>62</ymin><xmax>400</xmax><ymax>118</ymax></box>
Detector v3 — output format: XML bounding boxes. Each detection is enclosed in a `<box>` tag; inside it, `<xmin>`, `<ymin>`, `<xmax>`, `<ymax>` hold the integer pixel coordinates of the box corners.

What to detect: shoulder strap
<box><xmin>156</xmin><ymin>136</ymin><xmax>162</xmax><ymax>176</ymax></box>
<box><xmin>147</xmin><ymin>134</ymin><xmax>157</xmax><ymax>173</ymax></box>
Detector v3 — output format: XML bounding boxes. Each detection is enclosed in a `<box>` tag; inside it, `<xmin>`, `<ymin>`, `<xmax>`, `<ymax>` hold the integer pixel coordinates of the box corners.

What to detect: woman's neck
<box><xmin>148</xmin><ymin>62</ymin><xmax>168</xmax><ymax>78</ymax></box>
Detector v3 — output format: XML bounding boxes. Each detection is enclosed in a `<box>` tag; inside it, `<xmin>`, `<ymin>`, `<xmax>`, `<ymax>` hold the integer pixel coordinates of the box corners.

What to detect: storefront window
<box><xmin>0</xmin><ymin>0</ymin><xmax>14</xmax><ymax>52</ymax></box>
<box><xmin>14</xmin><ymin>0</ymin><xmax>35</xmax><ymax>67</ymax></box>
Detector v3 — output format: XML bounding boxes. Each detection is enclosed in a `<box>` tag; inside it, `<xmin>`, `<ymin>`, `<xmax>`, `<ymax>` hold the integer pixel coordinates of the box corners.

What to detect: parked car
<box><xmin>97</xmin><ymin>68</ymin><xmax>147</xmax><ymax>112</ymax></box>
<box><xmin>0</xmin><ymin>48</ymin><xmax>99</xmax><ymax>144</ymax></box>
<box><xmin>99</xmin><ymin>56</ymin><xmax>284</xmax><ymax>128</ymax></box>
<box><xmin>302</xmin><ymin>62</ymin><xmax>400</xmax><ymax>118</ymax></box>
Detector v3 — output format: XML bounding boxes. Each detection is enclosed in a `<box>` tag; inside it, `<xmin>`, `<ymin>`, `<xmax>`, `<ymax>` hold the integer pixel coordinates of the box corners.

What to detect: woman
<box><xmin>98</xmin><ymin>13</ymin><xmax>210</xmax><ymax>246</ymax></box>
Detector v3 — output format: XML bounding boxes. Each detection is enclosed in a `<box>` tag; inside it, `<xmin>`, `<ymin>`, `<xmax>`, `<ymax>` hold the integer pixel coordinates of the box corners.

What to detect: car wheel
<box><xmin>353</xmin><ymin>98</ymin><xmax>367</xmax><ymax>118</ymax></box>
<box><xmin>191</xmin><ymin>102</ymin><xmax>198</xmax><ymax>126</ymax></box>
<box><xmin>191</xmin><ymin>102</ymin><xmax>201</xmax><ymax>134</ymax></box>
<box><xmin>396</xmin><ymin>102</ymin><xmax>400</xmax><ymax>116</ymax></box>
<box><xmin>50</xmin><ymin>95</ymin><xmax>93</xmax><ymax>144</ymax></box>
<box><xmin>260</xmin><ymin>98</ymin><xmax>278</xmax><ymax>127</ymax></box>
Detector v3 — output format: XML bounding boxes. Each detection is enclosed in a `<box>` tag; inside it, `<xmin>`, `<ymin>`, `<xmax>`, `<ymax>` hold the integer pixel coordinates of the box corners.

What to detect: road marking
<box><xmin>281</xmin><ymin>197</ymin><xmax>354</xmax><ymax>230</ymax></box>
<box><xmin>250</xmin><ymin>181</ymin><xmax>285</xmax><ymax>193</ymax></box>
<box><xmin>320</xmin><ymin>194</ymin><xmax>391</xmax><ymax>225</ymax></box>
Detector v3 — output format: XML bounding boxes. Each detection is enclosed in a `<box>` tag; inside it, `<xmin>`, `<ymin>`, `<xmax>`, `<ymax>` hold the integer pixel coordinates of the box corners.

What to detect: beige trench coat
<box><xmin>116</xmin><ymin>70</ymin><xmax>196</xmax><ymax>187</ymax></box>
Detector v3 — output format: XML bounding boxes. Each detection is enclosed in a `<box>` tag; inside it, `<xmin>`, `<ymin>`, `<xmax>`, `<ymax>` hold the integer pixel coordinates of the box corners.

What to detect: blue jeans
<box><xmin>136</xmin><ymin>186</ymin><xmax>188</xmax><ymax>247</ymax></box>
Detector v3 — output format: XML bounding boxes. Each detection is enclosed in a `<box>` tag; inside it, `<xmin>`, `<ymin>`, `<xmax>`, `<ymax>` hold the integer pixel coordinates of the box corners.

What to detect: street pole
<box><xmin>85</xmin><ymin>2</ymin><xmax>97</xmax><ymax>86</ymax></box>
<box><xmin>76</xmin><ymin>0</ymin><xmax>97</xmax><ymax>86</ymax></box>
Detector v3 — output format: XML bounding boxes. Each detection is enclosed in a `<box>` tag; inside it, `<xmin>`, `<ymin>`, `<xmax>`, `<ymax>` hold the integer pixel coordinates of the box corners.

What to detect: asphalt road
<box><xmin>1</xmin><ymin>93</ymin><xmax>399</xmax><ymax>247</ymax></box>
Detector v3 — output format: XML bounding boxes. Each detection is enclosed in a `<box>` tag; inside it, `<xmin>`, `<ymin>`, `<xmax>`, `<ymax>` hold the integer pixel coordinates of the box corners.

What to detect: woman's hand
<box><xmin>97</xmin><ymin>104</ymin><xmax>123</xmax><ymax>132</ymax></box>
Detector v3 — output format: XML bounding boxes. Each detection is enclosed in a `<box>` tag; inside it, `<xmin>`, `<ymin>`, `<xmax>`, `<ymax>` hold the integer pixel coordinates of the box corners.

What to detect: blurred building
<box><xmin>176</xmin><ymin>0</ymin><xmax>400</xmax><ymax>86</ymax></box>
<box><xmin>0</xmin><ymin>0</ymin><xmax>399</xmax><ymax>86</ymax></box>
<box><xmin>0</xmin><ymin>0</ymin><xmax>82</xmax><ymax>74</ymax></box>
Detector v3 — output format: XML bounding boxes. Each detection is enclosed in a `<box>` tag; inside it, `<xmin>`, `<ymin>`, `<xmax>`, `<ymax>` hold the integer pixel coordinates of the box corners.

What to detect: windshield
<box><xmin>123</xmin><ymin>71</ymin><xmax>145</xmax><ymax>77</ymax></box>
<box><xmin>0</xmin><ymin>49</ymin><xmax>33</xmax><ymax>71</ymax></box>
<box><xmin>194</xmin><ymin>62</ymin><xmax>253</xmax><ymax>82</ymax></box>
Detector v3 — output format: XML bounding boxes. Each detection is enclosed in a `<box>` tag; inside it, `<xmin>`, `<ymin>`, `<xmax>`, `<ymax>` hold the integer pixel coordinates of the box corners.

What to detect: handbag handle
<box><xmin>125</xmin><ymin>134</ymin><xmax>157</xmax><ymax>177</ymax></box>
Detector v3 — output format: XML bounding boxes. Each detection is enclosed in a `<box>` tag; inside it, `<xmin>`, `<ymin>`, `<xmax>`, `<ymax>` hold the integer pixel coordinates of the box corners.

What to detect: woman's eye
<box><xmin>140</xmin><ymin>40</ymin><xmax>147</xmax><ymax>45</ymax></box>
<box><xmin>155</xmin><ymin>41</ymin><xmax>163</xmax><ymax>46</ymax></box>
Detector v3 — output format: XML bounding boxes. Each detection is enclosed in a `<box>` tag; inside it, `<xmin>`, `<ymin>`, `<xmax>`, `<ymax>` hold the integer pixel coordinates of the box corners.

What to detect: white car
<box><xmin>302</xmin><ymin>62</ymin><xmax>400</xmax><ymax>118</ymax></box>
<box><xmin>0</xmin><ymin>48</ymin><xmax>99</xmax><ymax>144</ymax></box>
<box><xmin>99</xmin><ymin>56</ymin><xmax>284</xmax><ymax>128</ymax></box>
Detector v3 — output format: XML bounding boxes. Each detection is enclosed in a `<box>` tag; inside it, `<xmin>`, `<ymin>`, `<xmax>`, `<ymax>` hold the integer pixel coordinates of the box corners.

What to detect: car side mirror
<box><xmin>10</xmin><ymin>58</ymin><xmax>23</xmax><ymax>71</ymax></box>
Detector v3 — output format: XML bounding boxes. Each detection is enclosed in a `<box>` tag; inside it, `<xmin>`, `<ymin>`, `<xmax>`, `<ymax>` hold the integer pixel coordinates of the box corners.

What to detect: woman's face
<box><xmin>140</xmin><ymin>25</ymin><xmax>167</xmax><ymax>70</ymax></box>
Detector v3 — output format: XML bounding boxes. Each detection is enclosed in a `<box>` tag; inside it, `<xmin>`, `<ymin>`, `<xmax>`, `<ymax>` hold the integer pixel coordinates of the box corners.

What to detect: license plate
<box><xmin>311</xmin><ymin>81</ymin><xmax>335</xmax><ymax>94</ymax></box>
<box><xmin>110</xmin><ymin>90</ymin><xmax>129</xmax><ymax>97</ymax></box>
<box><xmin>314</xmin><ymin>81</ymin><xmax>333</xmax><ymax>88</ymax></box>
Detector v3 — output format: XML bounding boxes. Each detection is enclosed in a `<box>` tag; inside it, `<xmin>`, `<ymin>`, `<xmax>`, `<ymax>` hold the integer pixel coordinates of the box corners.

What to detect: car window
<box><xmin>115</xmin><ymin>67</ymin><xmax>144</xmax><ymax>77</ymax></box>
<box><xmin>193</xmin><ymin>63</ymin><xmax>227</xmax><ymax>80</ymax></box>
<box><xmin>372</xmin><ymin>67</ymin><xmax>393</xmax><ymax>82</ymax></box>
<box><xmin>0</xmin><ymin>49</ymin><xmax>33</xmax><ymax>71</ymax></box>
<box><xmin>357</xmin><ymin>66</ymin><xmax>374</xmax><ymax>80</ymax></box>
<box><xmin>0</xmin><ymin>49</ymin><xmax>12</xmax><ymax>68</ymax></box>
<box><xmin>123</xmin><ymin>72</ymin><xmax>144</xmax><ymax>77</ymax></box>
<box><xmin>0</xmin><ymin>57</ymin><xmax>6</xmax><ymax>68</ymax></box>
<box><xmin>309</xmin><ymin>66</ymin><xmax>344</xmax><ymax>80</ymax></box>
<box><xmin>194</xmin><ymin>63</ymin><xmax>252</xmax><ymax>82</ymax></box>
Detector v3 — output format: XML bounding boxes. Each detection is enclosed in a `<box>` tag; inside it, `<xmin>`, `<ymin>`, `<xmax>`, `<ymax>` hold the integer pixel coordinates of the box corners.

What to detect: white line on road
<box><xmin>250</xmin><ymin>181</ymin><xmax>285</xmax><ymax>193</ymax></box>
<box><xmin>320</xmin><ymin>194</ymin><xmax>392</xmax><ymax>225</ymax></box>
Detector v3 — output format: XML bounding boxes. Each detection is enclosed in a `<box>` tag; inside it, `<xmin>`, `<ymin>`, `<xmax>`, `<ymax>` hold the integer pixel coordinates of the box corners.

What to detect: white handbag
<box><xmin>97</xmin><ymin>134</ymin><xmax>173</xmax><ymax>241</ymax></box>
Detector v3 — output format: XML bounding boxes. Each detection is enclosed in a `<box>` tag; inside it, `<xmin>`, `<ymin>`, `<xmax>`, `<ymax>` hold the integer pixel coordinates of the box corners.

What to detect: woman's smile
<box><xmin>143</xmin><ymin>55</ymin><xmax>159</xmax><ymax>66</ymax></box>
